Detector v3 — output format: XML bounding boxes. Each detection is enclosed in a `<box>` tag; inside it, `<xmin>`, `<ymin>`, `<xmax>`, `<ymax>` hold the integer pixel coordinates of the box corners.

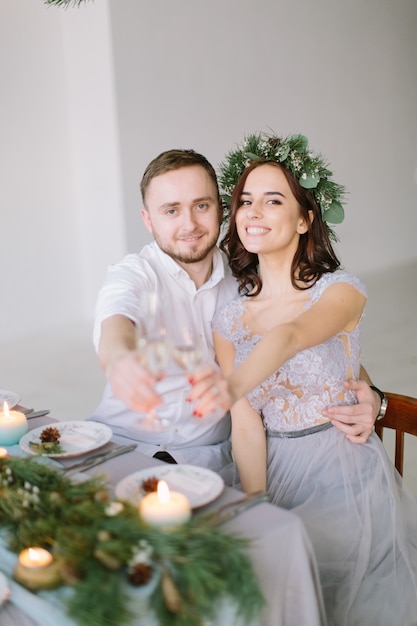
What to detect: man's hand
<box><xmin>98</xmin><ymin>315</ymin><xmax>162</xmax><ymax>413</ymax></box>
<box><xmin>106</xmin><ymin>350</ymin><xmax>162</xmax><ymax>413</ymax></box>
<box><xmin>322</xmin><ymin>379</ymin><xmax>380</xmax><ymax>443</ymax></box>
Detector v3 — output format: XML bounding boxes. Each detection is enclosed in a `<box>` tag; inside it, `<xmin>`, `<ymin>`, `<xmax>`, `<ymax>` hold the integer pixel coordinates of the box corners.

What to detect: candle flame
<box><xmin>22</xmin><ymin>547</ymin><xmax>53</xmax><ymax>567</ymax></box>
<box><xmin>3</xmin><ymin>402</ymin><xmax>9</xmax><ymax>419</ymax></box>
<box><xmin>28</xmin><ymin>548</ymin><xmax>42</xmax><ymax>563</ymax></box>
<box><xmin>157</xmin><ymin>480</ymin><xmax>171</xmax><ymax>504</ymax></box>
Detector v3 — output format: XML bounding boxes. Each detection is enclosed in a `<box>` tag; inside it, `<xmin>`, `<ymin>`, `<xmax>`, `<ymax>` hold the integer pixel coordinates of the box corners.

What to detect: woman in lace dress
<box><xmin>193</xmin><ymin>137</ymin><xmax>417</xmax><ymax>626</ymax></box>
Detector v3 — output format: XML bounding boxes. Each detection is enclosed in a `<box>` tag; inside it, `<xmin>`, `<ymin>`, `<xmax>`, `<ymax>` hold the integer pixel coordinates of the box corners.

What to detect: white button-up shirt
<box><xmin>90</xmin><ymin>242</ymin><xmax>239</xmax><ymax>472</ymax></box>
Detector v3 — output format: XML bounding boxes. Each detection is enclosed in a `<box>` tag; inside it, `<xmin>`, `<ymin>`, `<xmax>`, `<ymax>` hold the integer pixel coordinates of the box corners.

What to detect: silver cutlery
<box><xmin>62</xmin><ymin>444</ymin><xmax>137</xmax><ymax>476</ymax></box>
<box><xmin>205</xmin><ymin>491</ymin><xmax>270</xmax><ymax>525</ymax></box>
<box><xmin>24</xmin><ymin>410</ymin><xmax>51</xmax><ymax>419</ymax></box>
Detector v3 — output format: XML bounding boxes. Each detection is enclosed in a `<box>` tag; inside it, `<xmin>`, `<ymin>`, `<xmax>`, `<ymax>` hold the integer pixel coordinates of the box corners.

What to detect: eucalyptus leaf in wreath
<box><xmin>299</xmin><ymin>171</ymin><xmax>320</xmax><ymax>189</ymax></box>
<box><xmin>218</xmin><ymin>131</ymin><xmax>347</xmax><ymax>241</ymax></box>
<box><xmin>324</xmin><ymin>201</ymin><xmax>345</xmax><ymax>224</ymax></box>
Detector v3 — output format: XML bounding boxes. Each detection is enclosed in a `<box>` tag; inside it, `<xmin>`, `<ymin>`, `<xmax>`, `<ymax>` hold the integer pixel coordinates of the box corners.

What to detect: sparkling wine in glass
<box><xmin>172</xmin><ymin>342</ymin><xmax>202</xmax><ymax>375</ymax></box>
<box><xmin>172</xmin><ymin>315</ymin><xmax>203</xmax><ymax>376</ymax></box>
<box><xmin>135</xmin><ymin>293</ymin><xmax>172</xmax><ymax>432</ymax></box>
<box><xmin>172</xmin><ymin>314</ymin><xmax>207</xmax><ymax>422</ymax></box>
<box><xmin>142</xmin><ymin>335</ymin><xmax>171</xmax><ymax>380</ymax></box>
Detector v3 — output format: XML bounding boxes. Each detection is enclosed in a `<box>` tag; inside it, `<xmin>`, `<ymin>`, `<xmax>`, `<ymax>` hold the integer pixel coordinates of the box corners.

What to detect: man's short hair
<box><xmin>140</xmin><ymin>149</ymin><xmax>221</xmax><ymax>207</ymax></box>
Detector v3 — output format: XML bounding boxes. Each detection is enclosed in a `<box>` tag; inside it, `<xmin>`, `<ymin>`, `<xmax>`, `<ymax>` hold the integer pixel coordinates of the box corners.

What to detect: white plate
<box><xmin>115</xmin><ymin>464</ymin><xmax>224</xmax><ymax>509</ymax></box>
<box><xmin>19</xmin><ymin>421</ymin><xmax>113</xmax><ymax>458</ymax></box>
<box><xmin>0</xmin><ymin>572</ymin><xmax>10</xmax><ymax>607</ymax></box>
<box><xmin>0</xmin><ymin>389</ymin><xmax>20</xmax><ymax>409</ymax></box>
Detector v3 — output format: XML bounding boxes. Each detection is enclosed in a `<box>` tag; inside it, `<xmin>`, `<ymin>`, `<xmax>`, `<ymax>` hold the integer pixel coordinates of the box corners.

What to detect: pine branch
<box><xmin>43</xmin><ymin>0</ymin><xmax>92</xmax><ymax>8</ymax></box>
<box><xmin>0</xmin><ymin>455</ymin><xmax>264</xmax><ymax>626</ymax></box>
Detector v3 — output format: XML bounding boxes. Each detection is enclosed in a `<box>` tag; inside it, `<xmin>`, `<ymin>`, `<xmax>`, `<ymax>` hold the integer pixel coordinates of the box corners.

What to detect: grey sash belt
<box><xmin>266</xmin><ymin>421</ymin><xmax>333</xmax><ymax>438</ymax></box>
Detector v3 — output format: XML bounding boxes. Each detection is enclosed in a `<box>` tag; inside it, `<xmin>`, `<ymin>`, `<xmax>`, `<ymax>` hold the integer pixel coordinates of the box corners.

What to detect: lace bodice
<box><xmin>212</xmin><ymin>271</ymin><xmax>367</xmax><ymax>431</ymax></box>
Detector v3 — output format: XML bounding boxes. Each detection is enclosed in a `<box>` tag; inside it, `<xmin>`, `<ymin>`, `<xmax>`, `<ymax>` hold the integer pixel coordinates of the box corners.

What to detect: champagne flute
<box><xmin>135</xmin><ymin>293</ymin><xmax>172</xmax><ymax>432</ymax></box>
<box><xmin>172</xmin><ymin>314</ymin><xmax>203</xmax><ymax>377</ymax></box>
<box><xmin>172</xmin><ymin>315</ymin><xmax>212</xmax><ymax>421</ymax></box>
<box><xmin>172</xmin><ymin>309</ymin><xmax>225</xmax><ymax>421</ymax></box>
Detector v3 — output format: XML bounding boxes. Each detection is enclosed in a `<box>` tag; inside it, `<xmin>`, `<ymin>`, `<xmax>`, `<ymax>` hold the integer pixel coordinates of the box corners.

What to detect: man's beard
<box><xmin>154</xmin><ymin>230</ymin><xmax>219</xmax><ymax>265</ymax></box>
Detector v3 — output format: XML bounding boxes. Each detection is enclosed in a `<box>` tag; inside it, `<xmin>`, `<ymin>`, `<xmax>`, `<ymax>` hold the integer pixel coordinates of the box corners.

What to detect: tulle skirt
<box><xmin>266</xmin><ymin>426</ymin><xmax>417</xmax><ymax>626</ymax></box>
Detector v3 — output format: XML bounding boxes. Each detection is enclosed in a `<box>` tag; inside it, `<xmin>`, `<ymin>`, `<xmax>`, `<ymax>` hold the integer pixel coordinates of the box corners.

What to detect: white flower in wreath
<box><xmin>105</xmin><ymin>501</ymin><xmax>124</xmax><ymax>516</ymax></box>
<box><xmin>129</xmin><ymin>539</ymin><xmax>154</xmax><ymax>566</ymax></box>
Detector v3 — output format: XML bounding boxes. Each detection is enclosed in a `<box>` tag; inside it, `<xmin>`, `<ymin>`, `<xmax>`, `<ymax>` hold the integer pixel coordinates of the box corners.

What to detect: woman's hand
<box><xmin>186</xmin><ymin>364</ymin><xmax>232</xmax><ymax>417</ymax></box>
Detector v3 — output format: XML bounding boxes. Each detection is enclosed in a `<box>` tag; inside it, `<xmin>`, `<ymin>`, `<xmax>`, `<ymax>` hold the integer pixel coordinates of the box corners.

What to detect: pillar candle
<box><xmin>0</xmin><ymin>402</ymin><xmax>28</xmax><ymax>446</ymax></box>
<box><xmin>139</xmin><ymin>480</ymin><xmax>191</xmax><ymax>528</ymax></box>
<box><xmin>13</xmin><ymin>547</ymin><xmax>62</xmax><ymax>590</ymax></box>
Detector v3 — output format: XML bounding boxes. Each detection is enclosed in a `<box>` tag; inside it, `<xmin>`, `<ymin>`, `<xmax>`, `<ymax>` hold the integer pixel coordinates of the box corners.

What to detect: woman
<box><xmin>192</xmin><ymin>134</ymin><xmax>417</xmax><ymax>625</ymax></box>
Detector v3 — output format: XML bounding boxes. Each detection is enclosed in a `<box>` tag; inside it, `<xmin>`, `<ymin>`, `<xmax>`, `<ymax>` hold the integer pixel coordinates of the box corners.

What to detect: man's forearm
<box><xmin>359</xmin><ymin>365</ymin><xmax>386</xmax><ymax>419</ymax></box>
<box><xmin>97</xmin><ymin>314</ymin><xmax>161</xmax><ymax>412</ymax></box>
<box><xmin>359</xmin><ymin>365</ymin><xmax>372</xmax><ymax>385</ymax></box>
<box><xmin>98</xmin><ymin>315</ymin><xmax>138</xmax><ymax>373</ymax></box>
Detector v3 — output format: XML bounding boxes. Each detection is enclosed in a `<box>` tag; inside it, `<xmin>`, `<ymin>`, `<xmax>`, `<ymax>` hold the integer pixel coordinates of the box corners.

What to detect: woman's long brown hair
<box><xmin>220</xmin><ymin>161</ymin><xmax>341</xmax><ymax>296</ymax></box>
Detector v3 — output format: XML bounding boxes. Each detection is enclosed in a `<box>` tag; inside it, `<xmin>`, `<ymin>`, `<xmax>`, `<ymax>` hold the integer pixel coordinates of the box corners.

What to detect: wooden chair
<box><xmin>375</xmin><ymin>391</ymin><xmax>417</xmax><ymax>476</ymax></box>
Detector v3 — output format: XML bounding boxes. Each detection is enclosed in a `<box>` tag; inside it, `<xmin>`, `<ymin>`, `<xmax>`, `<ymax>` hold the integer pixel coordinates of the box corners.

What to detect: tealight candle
<box><xmin>13</xmin><ymin>547</ymin><xmax>62</xmax><ymax>590</ymax></box>
<box><xmin>0</xmin><ymin>402</ymin><xmax>28</xmax><ymax>446</ymax></box>
<box><xmin>139</xmin><ymin>480</ymin><xmax>191</xmax><ymax>528</ymax></box>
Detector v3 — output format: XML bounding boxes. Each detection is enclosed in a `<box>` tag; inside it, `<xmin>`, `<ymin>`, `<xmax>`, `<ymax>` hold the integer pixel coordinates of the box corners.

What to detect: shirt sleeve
<box><xmin>93</xmin><ymin>254</ymin><xmax>153</xmax><ymax>352</ymax></box>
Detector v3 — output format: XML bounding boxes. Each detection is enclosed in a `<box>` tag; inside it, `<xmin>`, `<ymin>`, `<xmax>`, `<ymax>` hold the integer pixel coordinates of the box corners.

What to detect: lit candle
<box><xmin>13</xmin><ymin>547</ymin><xmax>62</xmax><ymax>590</ymax></box>
<box><xmin>0</xmin><ymin>402</ymin><xmax>28</xmax><ymax>446</ymax></box>
<box><xmin>19</xmin><ymin>547</ymin><xmax>53</xmax><ymax>568</ymax></box>
<box><xmin>139</xmin><ymin>480</ymin><xmax>191</xmax><ymax>528</ymax></box>
<box><xmin>0</xmin><ymin>447</ymin><xmax>8</xmax><ymax>458</ymax></box>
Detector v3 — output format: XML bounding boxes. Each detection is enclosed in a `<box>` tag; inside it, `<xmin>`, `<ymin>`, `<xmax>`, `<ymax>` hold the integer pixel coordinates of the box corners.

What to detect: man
<box><xmin>91</xmin><ymin>148</ymin><xmax>381</xmax><ymax>474</ymax></box>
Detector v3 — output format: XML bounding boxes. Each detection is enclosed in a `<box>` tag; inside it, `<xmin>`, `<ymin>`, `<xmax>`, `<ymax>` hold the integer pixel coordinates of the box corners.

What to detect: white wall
<box><xmin>109</xmin><ymin>0</ymin><xmax>417</xmax><ymax>276</ymax></box>
<box><xmin>60</xmin><ymin>1</ymin><xmax>127</xmax><ymax>315</ymax></box>
<box><xmin>1</xmin><ymin>0</ymin><xmax>416</xmax><ymax>347</ymax></box>
<box><xmin>0</xmin><ymin>0</ymin><xmax>126</xmax><ymax>344</ymax></box>
<box><xmin>1</xmin><ymin>2</ymin><xmax>80</xmax><ymax>343</ymax></box>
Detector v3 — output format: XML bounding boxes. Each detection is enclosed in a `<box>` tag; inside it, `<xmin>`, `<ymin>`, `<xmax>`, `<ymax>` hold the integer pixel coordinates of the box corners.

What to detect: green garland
<box><xmin>219</xmin><ymin>132</ymin><xmax>346</xmax><ymax>241</ymax></box>
<box><xmin>0</xmin><ymin>456</ymin><xmax>264</xmax><ymax>626</ymax></box>
<box><xmin>43</xmin><ymin>0</ymin><xmax>90</xmax><ymax>7</ymax></box>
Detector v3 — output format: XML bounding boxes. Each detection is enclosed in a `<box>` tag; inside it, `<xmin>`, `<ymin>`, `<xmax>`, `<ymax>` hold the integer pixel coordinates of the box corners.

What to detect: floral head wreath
<box><xmin>218</xmin><ymin>132</ymin><xmax>346</xmax><ymax>241</ymax></box>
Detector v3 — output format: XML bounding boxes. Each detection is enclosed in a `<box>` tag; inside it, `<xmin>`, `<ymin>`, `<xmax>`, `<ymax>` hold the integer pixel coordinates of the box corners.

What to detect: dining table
<box><xmin>0</xmin><ymin>411</ymin><xmax>327</xmax><ymax>626</ymax></box>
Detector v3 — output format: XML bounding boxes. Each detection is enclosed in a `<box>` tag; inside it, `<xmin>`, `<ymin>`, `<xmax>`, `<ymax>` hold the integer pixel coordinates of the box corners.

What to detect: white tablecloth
<box><xmin>0</xmin><ymin>417</ymin><xmax>326</xmax><ymax>626</ymax></box>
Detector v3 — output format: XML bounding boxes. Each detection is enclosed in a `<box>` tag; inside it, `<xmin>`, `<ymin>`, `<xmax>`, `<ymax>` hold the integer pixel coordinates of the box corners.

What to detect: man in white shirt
<box><xmin>91</xmin><ymin>148</ymin><xmax>380</xmax><ymax>474</ymax></box>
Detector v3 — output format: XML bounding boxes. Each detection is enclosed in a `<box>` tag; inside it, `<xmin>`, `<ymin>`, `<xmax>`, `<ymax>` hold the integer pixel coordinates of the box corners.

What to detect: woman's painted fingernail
<box><xmin>188</xmin><ymin>376</ymin><xmax>194</xmax><ymax>384</ymax></box>
<box><xmin>193</xmin><ymin>410</ymin><xmax>201</xmax><ymax>418</ymax></box>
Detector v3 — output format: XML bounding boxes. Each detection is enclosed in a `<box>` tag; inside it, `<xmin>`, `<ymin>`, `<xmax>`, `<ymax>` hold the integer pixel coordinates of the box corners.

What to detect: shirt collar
<box><xmin>151</xmin><ymin>241</ymin><xmax>226</xmax><ymax>289</ymax></box>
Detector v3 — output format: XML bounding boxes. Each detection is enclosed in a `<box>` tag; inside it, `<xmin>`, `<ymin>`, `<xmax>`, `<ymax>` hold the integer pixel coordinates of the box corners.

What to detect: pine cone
<box><xmin>127</xmin><ymin>563</ymin><xmax>153</xmax><ymax>586</ymax></box>
<box><xmin>40</xmin><ymin>427</ymin><xmax>61</xmax><ymax>444</ymax></box>
<box><xmin>141</xmin><ymin>476</ymin><xmax>159</xmax><ymax>493</ymax></box>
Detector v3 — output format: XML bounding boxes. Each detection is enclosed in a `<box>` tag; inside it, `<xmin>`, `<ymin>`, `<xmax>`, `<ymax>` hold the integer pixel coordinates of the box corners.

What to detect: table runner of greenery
<box><xmin>0</xmin><ymin>455</ymin><xmax>263</xmax><ymax>626</ymax></box>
